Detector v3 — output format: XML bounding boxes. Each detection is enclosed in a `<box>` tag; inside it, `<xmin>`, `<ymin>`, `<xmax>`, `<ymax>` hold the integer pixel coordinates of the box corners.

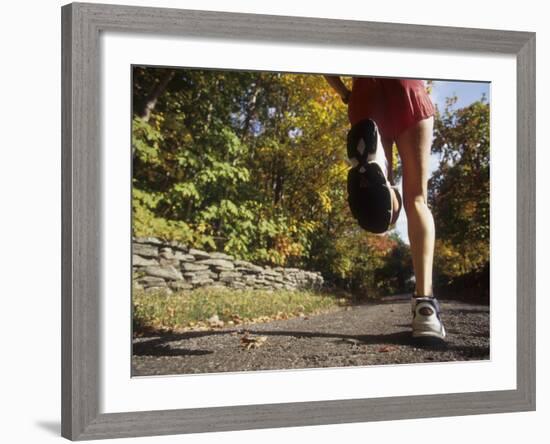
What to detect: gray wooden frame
<box><xmin>61</xmin><ymin>2</ymin><xmax>536</xmax><ymax>440</ymax></box>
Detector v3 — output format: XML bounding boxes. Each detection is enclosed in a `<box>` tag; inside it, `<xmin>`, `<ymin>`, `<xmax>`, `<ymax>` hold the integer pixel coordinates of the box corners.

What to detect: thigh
<box><xmin>395</xmin><ymin>116</ymin><xmax>434</xmax><ymax>201</ymax></box>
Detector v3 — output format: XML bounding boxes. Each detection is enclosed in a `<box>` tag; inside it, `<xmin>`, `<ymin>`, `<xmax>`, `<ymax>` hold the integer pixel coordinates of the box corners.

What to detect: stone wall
<box><xmin>133</xmin><ymin>237</ymin><xmax>324</xmax><ymax>294</ymax></box>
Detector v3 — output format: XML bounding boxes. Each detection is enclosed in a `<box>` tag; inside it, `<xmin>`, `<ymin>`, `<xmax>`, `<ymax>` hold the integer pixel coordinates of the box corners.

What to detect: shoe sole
<box><xmin>347</xmin><ymin>161</ymin><xmax>393</xmax><ymax>233</ymax></box>
<box><xmin>360</xmin><ymin>161</ymin><xmax>392</xmax><ymax>233</ymax></box>
<box><xmin>412</xmin><ymin>325</ymin><xmax>446</xmax><ymax>340</ymax></box>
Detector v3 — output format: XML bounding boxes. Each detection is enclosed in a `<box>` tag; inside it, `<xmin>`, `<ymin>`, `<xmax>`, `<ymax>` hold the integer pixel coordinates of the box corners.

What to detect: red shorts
<box><xmin>348</xmin><ymin>78</ymin><xmax>435</xmax><ymax>140</ymax></box>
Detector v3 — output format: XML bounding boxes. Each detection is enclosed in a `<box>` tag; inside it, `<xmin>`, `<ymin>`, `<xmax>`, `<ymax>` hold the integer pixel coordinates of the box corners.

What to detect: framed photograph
<box><xmin>61</xmin><ymin>2</ymin><xmax>535</xmax><ymax>440</ymax></box>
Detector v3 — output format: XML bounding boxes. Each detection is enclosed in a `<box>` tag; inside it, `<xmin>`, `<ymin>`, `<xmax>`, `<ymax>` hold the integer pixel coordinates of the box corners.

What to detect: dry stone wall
<box><xmin>133</xmin><ymin>237</ymin><xmax>324</xmax><ymax>294</ymax></box>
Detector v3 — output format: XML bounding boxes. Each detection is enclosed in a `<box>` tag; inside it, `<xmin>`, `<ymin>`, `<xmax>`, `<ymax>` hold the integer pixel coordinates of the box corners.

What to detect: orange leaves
<box><xmin>367</xmin><ymin>235</ymin><xmax>398</xmax><ymax>255</ymax></box>
<box><xmin>273</xmin><ymin>234</ymin><xmax>304</xmax><ymax>264</ymax></box>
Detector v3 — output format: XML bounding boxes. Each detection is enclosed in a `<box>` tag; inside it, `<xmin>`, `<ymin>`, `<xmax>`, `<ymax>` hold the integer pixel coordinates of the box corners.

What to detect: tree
<box><xmin>430</xmin><ymin>95</ymin><xmax>490</xmax><ymax>285</ymax></box>
<box><xmin>132</xmin><ymin>66</ymin><xmax>415</xmax><ymax>296</ymax></box>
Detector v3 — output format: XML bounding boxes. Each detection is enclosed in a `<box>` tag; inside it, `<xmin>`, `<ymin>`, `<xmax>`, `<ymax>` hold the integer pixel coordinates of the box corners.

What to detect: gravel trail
<box><xmin>132</xmin><ymin>298</ymin><xmax>489</xmax><ymax>376</ymax></box>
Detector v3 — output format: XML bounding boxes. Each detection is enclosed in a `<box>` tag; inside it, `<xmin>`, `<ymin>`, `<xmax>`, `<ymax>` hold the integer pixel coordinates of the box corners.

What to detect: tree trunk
<box><xmin>138</xmin><ymin>69</ymin><xmax>175</xmax><ymax>122</ymax></box>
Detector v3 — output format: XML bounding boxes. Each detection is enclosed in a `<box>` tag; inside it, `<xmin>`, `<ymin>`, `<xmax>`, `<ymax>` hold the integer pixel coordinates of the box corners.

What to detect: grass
<box><xmin>133</xmin><ymin>286</ymin><xmax>349</xmax><ymax>334</ymax></box>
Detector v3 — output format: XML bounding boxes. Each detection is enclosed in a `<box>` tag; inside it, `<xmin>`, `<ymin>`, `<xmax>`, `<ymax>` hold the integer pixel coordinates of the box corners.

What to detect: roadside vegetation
<box><xmin>133</xmin><ymin>286</ymin><xmax>351</xmax><ymax>334</ymax></box>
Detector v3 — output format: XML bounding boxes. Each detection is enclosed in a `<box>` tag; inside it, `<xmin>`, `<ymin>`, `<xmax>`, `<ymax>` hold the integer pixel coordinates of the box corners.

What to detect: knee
<box><xmin>403</xmin><ymin>194</ymin><xmax>428</xmax><ymax>216</ymax></box>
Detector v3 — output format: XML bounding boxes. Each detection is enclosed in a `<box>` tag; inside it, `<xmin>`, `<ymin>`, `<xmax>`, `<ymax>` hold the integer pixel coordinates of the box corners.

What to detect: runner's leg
<box><xmin>395</xmin><ymin>116</ymin><xmax>435</xmax><ymax>296</ymax></box>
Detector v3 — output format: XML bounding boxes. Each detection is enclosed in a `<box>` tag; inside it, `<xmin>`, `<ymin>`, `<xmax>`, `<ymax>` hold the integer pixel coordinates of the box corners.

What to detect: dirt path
<box><xmin>132</xmin><ymin>297</ymin><xmax>489</xmax><ymax>376</ymax></box>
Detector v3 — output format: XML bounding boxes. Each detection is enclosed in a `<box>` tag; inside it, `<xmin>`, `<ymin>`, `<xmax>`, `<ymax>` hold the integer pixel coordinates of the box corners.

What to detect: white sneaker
<box><xmin>411</xmin><ymin>296</ymin><xmax>446</xmax><ymax>340</ymax></box>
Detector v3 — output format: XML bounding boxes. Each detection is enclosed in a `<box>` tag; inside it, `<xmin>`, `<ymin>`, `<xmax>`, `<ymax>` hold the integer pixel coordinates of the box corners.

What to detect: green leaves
<box><xmin>131</xmin><ymin>67</ymin><xmax>428</xmax><ymax>296</ymax></box>
<box><xmin>172</xmin><ymin>182</ymin><xmax>200</xmax><ymax>200</ymax></box>
<box><xmin>431</xmin><ymin>97</ymin><xmax>490</xmax><ymax>284</ymax></box>
<box><xmin>132</xmin><ymin>117</ymin><xmax>163</xmax><ymax>165</ymax></box>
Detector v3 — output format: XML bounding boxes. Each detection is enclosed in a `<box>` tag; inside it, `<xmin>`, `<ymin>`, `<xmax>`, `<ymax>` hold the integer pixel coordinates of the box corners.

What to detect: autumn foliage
<box><xmin>430</xmin><ymin>95</ymin><xmax>490</xmax><ymax>297</ymax></box>
<box><xmin>132</xmin><ymin>67</ymin><xmax>489</xmax><ymax>299</ymax></box>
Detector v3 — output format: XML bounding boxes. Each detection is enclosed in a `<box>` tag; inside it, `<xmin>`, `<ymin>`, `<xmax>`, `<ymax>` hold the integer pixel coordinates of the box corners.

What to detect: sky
<box><xmin>393</xmin><ymin>80</ymin><xmax>490</xmax><ymax>244</ymax></box>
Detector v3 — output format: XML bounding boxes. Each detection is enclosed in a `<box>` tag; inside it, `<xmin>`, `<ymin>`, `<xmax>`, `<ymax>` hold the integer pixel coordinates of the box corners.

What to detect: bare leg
<box><xmin>380</xmin><ymin>136</ymin><xmax>395</xmax><ymax>185</ymax></box>
<box><xmin>395</xmin><ymin>117</ymin><xmax>435</xmax><ymax>296</ymax></box>
<box><xmin>379</xmin><ymin>136</ymin><xmax>401</xmax><ymax>223</ymax></box>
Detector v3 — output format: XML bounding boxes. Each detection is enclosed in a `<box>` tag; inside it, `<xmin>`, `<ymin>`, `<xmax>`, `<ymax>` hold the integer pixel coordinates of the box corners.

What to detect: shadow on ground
<box><xmin>133</xmin><ymin>327</ymin><xmax>487</xmax><ymax>357</ymax></box>
<box><xmin>132</xmin><ymin>299</ymin><xmax>490</xmax><ymax>375</ymax></box>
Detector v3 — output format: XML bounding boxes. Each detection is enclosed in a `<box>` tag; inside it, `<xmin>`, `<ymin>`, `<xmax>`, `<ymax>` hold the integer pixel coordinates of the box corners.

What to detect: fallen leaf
<box><xmin>207</xmin><ymin>314</ymin><xmax>224</xmax><ymax>328</ymax></box>
<box><xmin>377</xmin><ymin>346</ymin><xmax>396</xmax><ymax>353</ymax></box>
<box><xmin>240</xmin><ymin>334</ymin><xmax>268</xmax><ymax>350</ymax></box>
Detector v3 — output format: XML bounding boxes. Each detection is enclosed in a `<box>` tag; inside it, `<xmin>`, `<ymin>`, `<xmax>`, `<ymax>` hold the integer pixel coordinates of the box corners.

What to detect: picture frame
<box><xmin>61</xmin><ymin>2</ymin><xmax>536</xmax><ymax>440</ymax></box>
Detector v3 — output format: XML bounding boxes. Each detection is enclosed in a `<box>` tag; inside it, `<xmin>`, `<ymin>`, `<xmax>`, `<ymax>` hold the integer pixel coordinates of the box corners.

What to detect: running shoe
<box><xmin>411</xmin><ymin>296</ymin><xmax>446</xmax><ymax>340</ymax></box>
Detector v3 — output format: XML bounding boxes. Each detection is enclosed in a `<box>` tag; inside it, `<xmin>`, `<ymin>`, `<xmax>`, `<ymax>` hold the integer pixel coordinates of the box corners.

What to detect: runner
<box><xmin>324</xmin><ymin>75</ymin><xmax>446</xmax><ymax>340</ymax></box>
